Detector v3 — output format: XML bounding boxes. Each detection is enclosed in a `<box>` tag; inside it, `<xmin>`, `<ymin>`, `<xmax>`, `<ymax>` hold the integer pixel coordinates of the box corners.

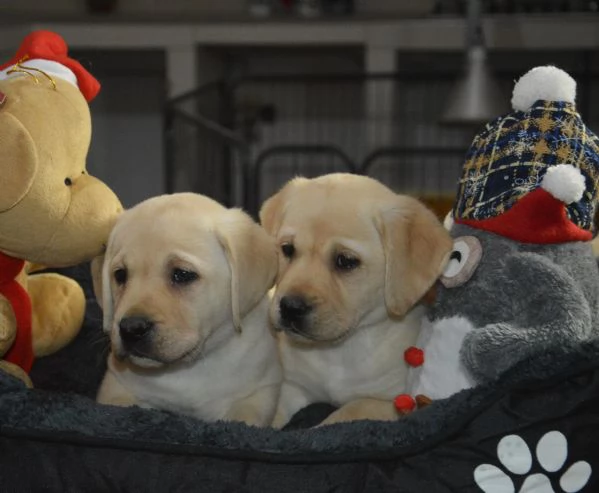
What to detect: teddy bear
<box><xmin>0</xmin><ymin>31</ymin><xmax>123</xmax><ymax>386</ymax></box>
<box><xmin>394</xmin><ymin>65</ymin><xmax>599</xmax><ymax>413</ymax></box>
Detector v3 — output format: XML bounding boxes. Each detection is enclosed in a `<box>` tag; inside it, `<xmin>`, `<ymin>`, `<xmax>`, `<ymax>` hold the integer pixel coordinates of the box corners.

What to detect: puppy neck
<box><xmin>203</xmin><ymin>294</ymin><xmax>272</xmax><ymax>354</ymax></box>
<box><xmin>352</xmin><ymin>302</ymin><xmax>425</xmax><ymax>343</ymax></box>
<box><xmin>358</xmin><ymin>301</ymin><xmax>425</xmax><ymax>333</ymax></box>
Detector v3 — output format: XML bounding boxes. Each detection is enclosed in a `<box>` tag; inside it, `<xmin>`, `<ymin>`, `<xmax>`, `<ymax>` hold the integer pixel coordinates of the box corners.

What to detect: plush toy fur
<box><xmin>402</xmin><ymin>225</ymin><xmax>599</xmax><ymax>404</ymax></box>
<box><xmin>414</xmin><ymin>224</ymin><xmax>599</xmax><ymax>398</ymax></box>
<box><xmin>0</xmin><ymin>61</ymin><xmax>122</xmax><ymax>385</ymax></box>
<box><xmin>459</xmin><ymin>231</ymin><xmax>597</xmax><ymax>382</ymax></box>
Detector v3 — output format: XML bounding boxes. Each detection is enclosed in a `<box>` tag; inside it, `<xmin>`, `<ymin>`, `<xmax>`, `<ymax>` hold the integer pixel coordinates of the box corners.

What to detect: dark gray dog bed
<box><xmin>1</xmin><ymin>264</ymin><xmax>598</xmax><ymax>492</ymax></box>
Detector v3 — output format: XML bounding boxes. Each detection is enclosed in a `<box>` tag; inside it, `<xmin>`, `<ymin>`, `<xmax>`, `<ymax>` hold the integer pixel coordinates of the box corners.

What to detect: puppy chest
<box><xmin>282</xmin><ymin>346</ymin><xmax>407</xmax><ymax>404</ymax></box>
<box><xmin>116</xmin><ymin>363</ymin><xmax>262</xmax><ymax>420</ymax></box>
<box><xmin>127</xmin><ymin>374</ymin><xmax>236</xmax><ymax>419</ymax></box>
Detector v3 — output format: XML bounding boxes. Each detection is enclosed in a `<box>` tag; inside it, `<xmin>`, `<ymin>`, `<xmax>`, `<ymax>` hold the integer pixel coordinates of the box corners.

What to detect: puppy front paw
<box><xmin>317</xmin><ymin>398</ymin><xmax>397</xmax><ymax>426</ymax></box>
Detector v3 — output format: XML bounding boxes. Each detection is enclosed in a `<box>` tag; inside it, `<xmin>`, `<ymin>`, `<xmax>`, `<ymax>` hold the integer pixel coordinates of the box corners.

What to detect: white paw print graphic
<box><xmin>474</xmin><ymin>431</ymin><xmax>592</xmax><ymax>493</ymax></box>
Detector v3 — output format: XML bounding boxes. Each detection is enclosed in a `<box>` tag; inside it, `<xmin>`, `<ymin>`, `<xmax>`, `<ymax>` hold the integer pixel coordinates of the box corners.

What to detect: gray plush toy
<box><xmin>396</xmin><ymin>66</ymin><xmax>599</xmax><ymax>411</ymax></box>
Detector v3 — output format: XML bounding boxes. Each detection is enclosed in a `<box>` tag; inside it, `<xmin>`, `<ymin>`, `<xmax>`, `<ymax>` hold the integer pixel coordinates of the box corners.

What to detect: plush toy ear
<box><xmin>0</xmin><ymin>111</ymin><xmax>38</xmax><ymax>212</ymax></box>
<box><xmin>376</xmin><ymin>196</ymin><xmax>453</xmax><ymax>319</ymax></box>
<box><xmin>215</xmin><ymin>210</ymin><xmax>278</xmax><ymax>332</ymax></box>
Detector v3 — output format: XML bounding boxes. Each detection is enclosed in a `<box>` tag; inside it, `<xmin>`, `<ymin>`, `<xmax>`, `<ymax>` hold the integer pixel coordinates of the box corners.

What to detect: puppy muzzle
<box><xmin>278</xmin><ymin>295</ymin><xmax>314</xmax><ymax>333</ymax></box>
<box><xmin>118</xmin><ymin>316</ymin><xmax>155</xmax><ymax>357</ymax></box>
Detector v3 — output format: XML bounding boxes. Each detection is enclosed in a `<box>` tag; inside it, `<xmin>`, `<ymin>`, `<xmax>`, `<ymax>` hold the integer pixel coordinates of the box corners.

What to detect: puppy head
<box><xmin>260</xmin><ymin>173</ymin><xmax>452</xmax><ymax>344</ymax></box>
<box><xmin>96</xmin><ymin>193</ymin><xmax>277</xmax><ymax>368</ymax></box>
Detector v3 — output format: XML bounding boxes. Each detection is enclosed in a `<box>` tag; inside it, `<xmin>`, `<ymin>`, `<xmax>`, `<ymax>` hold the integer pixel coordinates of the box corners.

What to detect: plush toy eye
<box><xmin>334</xmin><ymin>253</ymin><xmax>360</xmax><ymax>271</ymax></box>
<box><xmin>64</xmin><ymin>177</ymin><xmax>72</xmax><ymax>186</ymax></box>
<box><xmin>114</xmin><ymin>268</ymin><xmax>128</xmax><ymax>285</ymax></box>
<box><xmin>440</xmin><ymin>236</ymin><xmax>482</xmax><ymax>288</ymax></box>
<box><xmin>281</xmin><ymin>243</ymin><xmax>295</xmax><ymax>259</ymax></box>
<box><xmin>171</xmin><ymin>268</ymin><xmax>199</xmax><ymax>285</ymax></box>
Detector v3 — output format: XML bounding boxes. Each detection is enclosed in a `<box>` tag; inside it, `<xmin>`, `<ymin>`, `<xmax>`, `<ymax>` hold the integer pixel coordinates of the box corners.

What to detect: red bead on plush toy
<box><xmin>404</xmin><ymin>346</ymin><xmax>424</xmax><ymax>367</ymax></box>
<box><xmin>394</xmin><ymin>394</ymin><xmax>416</xmax><ymax>414</ymax></box>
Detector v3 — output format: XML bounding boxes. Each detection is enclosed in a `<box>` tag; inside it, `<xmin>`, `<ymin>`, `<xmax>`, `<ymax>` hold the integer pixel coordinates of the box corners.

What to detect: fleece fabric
<box><xmin>0</xmin><ymin>264</ymin><xmax>597</xmax><ymax>492</ymax></box>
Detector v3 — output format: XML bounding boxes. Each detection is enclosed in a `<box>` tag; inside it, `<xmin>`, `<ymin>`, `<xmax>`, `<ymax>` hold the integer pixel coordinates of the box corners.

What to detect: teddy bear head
<box><xmin>0</xmin><ymin>31</ymin><xmax>122</xmax><ymax>267</ymax></box>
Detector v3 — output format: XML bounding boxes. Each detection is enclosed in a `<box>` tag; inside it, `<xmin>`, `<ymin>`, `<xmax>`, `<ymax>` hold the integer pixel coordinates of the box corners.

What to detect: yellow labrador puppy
<box><xmin>260</xmin><ymin>174</ymin><xmax>452</xmax><ymax>427</ymax></box>
<box><xmin>93</xmin><ymin>193</ymin><xmax>281</xmax><ymax>426</ymax></box>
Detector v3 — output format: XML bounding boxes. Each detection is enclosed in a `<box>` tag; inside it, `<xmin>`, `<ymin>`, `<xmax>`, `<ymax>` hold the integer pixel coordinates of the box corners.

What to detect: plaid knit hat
<box><xmin>453</xmin><ymin>66</ymin><xmax>599</xmax><ymax>244</ymax></box>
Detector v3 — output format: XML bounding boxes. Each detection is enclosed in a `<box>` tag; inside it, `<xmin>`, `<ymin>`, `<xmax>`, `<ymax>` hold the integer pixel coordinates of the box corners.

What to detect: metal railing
<box><xmin>164</xmin><ymin>65</ymin><xmax>598</xmax><ymax>217</ymax></box>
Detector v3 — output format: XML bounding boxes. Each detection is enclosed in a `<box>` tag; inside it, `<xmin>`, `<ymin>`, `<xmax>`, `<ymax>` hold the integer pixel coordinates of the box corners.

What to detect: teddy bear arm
<box><xmin>29</xmin><ymin>273</ymin><xmax>85</xmax><ymax>357</ymax></box>
<box><xmin>0</xmin><ymin>360</ymin><xmax>32</xmax><ymax>388</ymax></box>
<box><xmin>0</xmin><ymin>296</ymin><xmax>17</xmax><ymax>356</ymax></box>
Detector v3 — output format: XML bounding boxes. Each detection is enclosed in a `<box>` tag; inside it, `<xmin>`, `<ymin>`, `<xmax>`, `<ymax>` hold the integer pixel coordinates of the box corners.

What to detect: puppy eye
<box><xmin>114</xmin><ymin>268</ymin><xmax>127</xmax><ymax>285</ymax></box>
<box><xmin>281</xmin><ymin>243</ymin><xmax>295</xmax><ymax>259</ymax></box>
<box><xmin>440</xmin><ymin>236</ymin><xmax>482</xmax><ymax>288</ymax></box>
<box><xmin>335</xmin><ymin>253</ymin><xmax>360</xmax><ymax>271</ymax></box>
<box><xmin>171</xmin><ymin>268</ymin><xmax>199</xmax><ymax>285</ymax></box>
<box><xmin>64</xmin><ymin>177</ymin><xmax>72</xmax><ymax>186</ymax></box>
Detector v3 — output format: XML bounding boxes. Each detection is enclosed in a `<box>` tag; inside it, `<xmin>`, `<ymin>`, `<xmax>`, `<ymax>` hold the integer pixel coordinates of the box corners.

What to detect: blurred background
<box><xmin>1</xmin><ymin>0</ymin><xmax>598</xmax><ymax>218</ymax></box>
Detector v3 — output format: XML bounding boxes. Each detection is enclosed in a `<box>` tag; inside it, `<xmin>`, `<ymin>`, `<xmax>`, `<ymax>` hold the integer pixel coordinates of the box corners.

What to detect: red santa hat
<box><xmin>0</xmin><ymin>30</ymin><xmax>100</xmax><ymax>102</ymax></box>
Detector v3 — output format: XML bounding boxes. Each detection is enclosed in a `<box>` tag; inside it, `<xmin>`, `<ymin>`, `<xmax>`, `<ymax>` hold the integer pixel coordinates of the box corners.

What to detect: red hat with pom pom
<box><xmin>0</xmin><ymin>30</ymin><xmax>100</xmax><ymax>102</ymax></box>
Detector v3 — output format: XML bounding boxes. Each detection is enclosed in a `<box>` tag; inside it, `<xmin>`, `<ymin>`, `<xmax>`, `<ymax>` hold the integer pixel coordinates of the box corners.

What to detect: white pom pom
<box><xmin>511</xmin><ymin>66</ymin><xmax>576</xmax><ymax>111</ymax></box>
<box><xmin>541</xmin><ymin>164</ymin><xmax>585</xmax><ymax>204</ymax></box>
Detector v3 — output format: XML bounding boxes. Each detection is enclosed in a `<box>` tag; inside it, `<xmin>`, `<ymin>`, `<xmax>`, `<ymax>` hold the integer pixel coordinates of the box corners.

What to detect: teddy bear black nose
<box><xmin>119</xmin><ymin>316</ymin><xmax>154</xmax><ymax>346</ymax></box>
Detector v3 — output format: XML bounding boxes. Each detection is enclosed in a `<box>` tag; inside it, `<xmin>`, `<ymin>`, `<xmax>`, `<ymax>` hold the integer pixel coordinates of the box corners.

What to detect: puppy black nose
<box><xmin>119</xmin><ymin>316</ymin><xmax>154</xmax><ymax>345</ymax></box>
<box><xmin>280</xmin><ymin>296</ymin><xmax>312</xmax><ymax>322</ymax></box>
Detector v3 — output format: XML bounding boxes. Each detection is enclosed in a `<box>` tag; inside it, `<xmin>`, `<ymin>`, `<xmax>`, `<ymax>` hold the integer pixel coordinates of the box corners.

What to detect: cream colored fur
<box><xmin>260</xmin><ymin>173</ymin><xmax>452</xmax><ymax>427</ymax></box>
<box><xmin>94</xmin><ymin>193</ymin><xmax>281</xmax><ymax>427</ymax></box>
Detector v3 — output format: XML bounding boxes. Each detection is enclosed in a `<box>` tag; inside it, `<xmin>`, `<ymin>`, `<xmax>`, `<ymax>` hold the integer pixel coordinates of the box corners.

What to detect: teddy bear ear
<box><xmin>0</xmin><ymin>108</ymin><xmax>38</xmax><ymax>213</ymax></box>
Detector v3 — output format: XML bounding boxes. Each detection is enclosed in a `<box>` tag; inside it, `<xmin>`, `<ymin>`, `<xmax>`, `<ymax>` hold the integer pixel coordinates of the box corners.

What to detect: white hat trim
<box><xmin>0</xmin><ymin>59</ymin><xmax>78</xmax><ymax>89</ymax></box>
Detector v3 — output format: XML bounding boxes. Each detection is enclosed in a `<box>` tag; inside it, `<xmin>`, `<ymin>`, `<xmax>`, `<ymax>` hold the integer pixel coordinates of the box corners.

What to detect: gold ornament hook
<box><xmin>6</xmin><ymin>60</ymin><xmax>57</xmax><ymax>90</ymax></box>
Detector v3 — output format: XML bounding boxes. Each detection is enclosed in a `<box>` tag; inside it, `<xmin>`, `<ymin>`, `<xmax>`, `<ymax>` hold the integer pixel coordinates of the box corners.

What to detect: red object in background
<box><xmin>404</xmin><ymin>346</ymin><xmax>424</xmax><ymax>367</ymax></box>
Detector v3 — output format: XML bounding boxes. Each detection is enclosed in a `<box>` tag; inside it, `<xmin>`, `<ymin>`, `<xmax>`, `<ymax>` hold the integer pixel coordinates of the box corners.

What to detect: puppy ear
<box><xmin>90</xmin><ymin>254</ymin><xmax>104</xmax><ymax>309</ymax></box>
<box><xmin>259</xmin><ymin>190</ymin><xmax>285</xmax><ymax>235</ymax></box>
<box><xmin>376</xmin><ymin>196</ymin><xmax>453</xmax><ymax>318</ymax></box>
<box><xmin>259</xmin><ymin>177</ymin><xmax>307</xmax><ymax>234</ymax></box>
<box><xmin>91</xmin><ymin>253</ymin><xmax>114</xmax><ymax>333</ymax></box>
<box><xmin>216</xmin><ymin>210</ymin><xmax>278</xmax><ymax>332</ymax></box>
